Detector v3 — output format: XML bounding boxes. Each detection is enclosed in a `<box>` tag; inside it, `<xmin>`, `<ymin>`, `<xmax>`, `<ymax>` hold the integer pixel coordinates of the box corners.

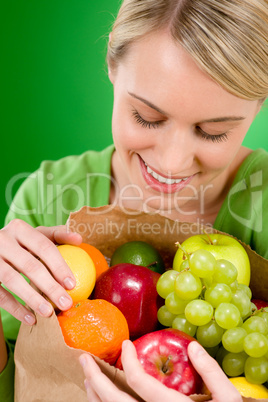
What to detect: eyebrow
<box><xmin>128</xmin><ymin>91</ymin><xmax>246</xmax><ymax>123</ymax></box>
<box><xmin>199</xmin><ymin>116</ymin><xmax>246</xmax><ymax>123</ymax></box>
<box><xmin>128</xmin><ymin>92</ymin><xmax>166</xmax><ymax>115</ymax></box>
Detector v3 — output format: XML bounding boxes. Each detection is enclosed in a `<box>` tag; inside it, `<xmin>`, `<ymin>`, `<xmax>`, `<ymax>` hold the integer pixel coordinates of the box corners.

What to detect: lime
<box><xmin>110</xmin><ymin>241</ymin><xmax>165</xmax><ymax>274</ymax></box>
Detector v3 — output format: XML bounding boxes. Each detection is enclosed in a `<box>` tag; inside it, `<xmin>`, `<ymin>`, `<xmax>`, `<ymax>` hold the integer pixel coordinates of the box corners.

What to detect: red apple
<box><xmin>116</xmin><ymin>328</ymin><xmax>203</xmax><ymax>396</ymax></box>
<box><xmin>252</xmin><ymin>298</ymin><xmax>268</xmax><ymax>310</ymax></box>
<box><xmin>93</xmin><ymin>263</ymin><xmax>164</xmax><ymax>340</ymax></box>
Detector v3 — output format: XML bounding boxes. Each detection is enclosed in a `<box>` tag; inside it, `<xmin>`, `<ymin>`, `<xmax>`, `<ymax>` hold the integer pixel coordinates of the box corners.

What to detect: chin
<box><xmin>139</xmin><ymin>195</ymin><xmax>177</xmax><ymax>216</ymax></box>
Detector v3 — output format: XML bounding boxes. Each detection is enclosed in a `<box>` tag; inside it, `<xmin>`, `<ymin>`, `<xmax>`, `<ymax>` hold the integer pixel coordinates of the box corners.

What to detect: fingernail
<box><xmin>24</xmin><ymin>314</ymin><xmax>36</xmax><ymax>325</ymax></box>
<box><xmin>63</xmin><ymin>277</ymin><xmax>76</xmax><ymax>290</ymax></box>
<box><xmin>189</xmin><ymin>341</ymin><xmax>205</xmax><ymax>356</ymax></box>
<box><xmin>79</xmin><ymin>355</ymin><xmax>87</xmax><ymax>368</ymax></box>
<box><xmin>59</xmin><ymin>295</ymin><xmax>73</xmax><ymax>308</ymax></box>
<box><xmin>38</xmin><ymin>303</ymin><xmax>53</xmax><ymax>316</ymax></box>
<box><xmin>73</xmin><ymin>232</ymin><xmax>82</xmax><ymax>240</ymax></box>
<box><xmin>122</xmin><ymin>339</ymin><xmax>129</xmax><ymax>350</ymax></box>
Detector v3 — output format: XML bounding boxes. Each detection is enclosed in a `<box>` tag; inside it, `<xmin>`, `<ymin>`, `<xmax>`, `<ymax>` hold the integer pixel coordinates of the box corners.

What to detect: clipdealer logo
<box><xmin>68</xmin><ymin>217</ymin><xmax>213</xmax><ymax>239</ymax></box>
<box><xmin>227</xmin><ymin>171</ymin><xmax>263</xmax><ymax>232</ymax></box>
<box><xmin>5</xmin><ymin>171</ymin><xmax>212</xmax><ymax>220</ymax></box>
<box><xmin>5</xmin><ymin>169</ymin><xmax>264</xmax><ymax>233</ymax></box>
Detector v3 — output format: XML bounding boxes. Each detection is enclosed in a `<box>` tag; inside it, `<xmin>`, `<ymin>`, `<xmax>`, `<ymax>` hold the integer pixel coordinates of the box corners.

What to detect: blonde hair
<box><xmin>107</xmin><ymin>0</ymin><xmax>268</xmax><ymax>101</ymax></box>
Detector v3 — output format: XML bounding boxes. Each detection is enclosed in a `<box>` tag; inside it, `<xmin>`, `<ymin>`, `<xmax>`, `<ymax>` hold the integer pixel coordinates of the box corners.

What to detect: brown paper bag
<box><xmin>14</xmin><ymin>206</ymin><xmax>268</xmax><ymax>401</ymax></box>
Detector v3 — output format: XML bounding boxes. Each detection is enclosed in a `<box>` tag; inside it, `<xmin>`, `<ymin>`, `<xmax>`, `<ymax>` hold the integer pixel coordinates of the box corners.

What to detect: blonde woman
<box><xmin>0</xmin><ymin>0</ymin><xmax>267</xmax><ymax>400</ymax></box>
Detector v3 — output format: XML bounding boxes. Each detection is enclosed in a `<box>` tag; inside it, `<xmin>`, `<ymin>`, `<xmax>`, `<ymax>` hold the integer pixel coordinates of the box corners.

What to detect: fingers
<box><xmin>13</xmin><ymin>234</ymin><xmax>76</xmax><ymax>289</ymax></box>
<box><xmin>1</xmin><ymin>234</ymin><xmax>73</xmax><ymax>304</ymax></box>
<box><xmin>0</xmin><ymin>252</ymin><xmax>72</xmax><ymax>318</ymax></box>
<box><xmin>0</xmin><ymin>285</ymin><xmax>36</xmax><ymax>325</ymax></box>
<box><xmin>83</xmin><ymin>379</ymin><xmax>102</xmax><ymax>402</ymax></box>
<box><xmin>0</xmin><ymin>220</ymin><xmax>83</xmax><ymax>321</ymax></box>
<box><xmin>4</xmin><ymin>221</ymin><xmax>77</xmax><ymax>287</ymax></box>
<box><xmin>79</xmin><ymin>353</ymin><xmax>136</xmax><ymax>402</ymax></box>
<box><xmin>188</xmin><ymin>342</ymin><xmax>242</xmax><ymax>402</ymax></box>
<box><xmin>121</xmin><ymin>340</ymin><xmax>190</xmax><ymax>402</ymax></box>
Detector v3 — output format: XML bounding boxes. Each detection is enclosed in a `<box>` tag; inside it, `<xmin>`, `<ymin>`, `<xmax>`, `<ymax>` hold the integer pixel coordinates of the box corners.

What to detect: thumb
<box><xmin>188</xmin><ymin>342</ymin><xmax>242</xmax><ymax>402</ymax></box>
<box><xmin>36</xmin><ymin>225</ymin><xmax>82</xmax><ymax>245</ymax></box>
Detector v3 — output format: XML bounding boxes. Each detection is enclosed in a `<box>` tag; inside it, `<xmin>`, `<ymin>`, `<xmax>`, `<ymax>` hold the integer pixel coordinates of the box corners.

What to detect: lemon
<box><xmin>57</xmin><ymin>245</ymin><xmax>96</xmax><ymax>303</ymax></box>
<box><xmin>229</xmin><ymin>377</ymin><xmax>268</xmax><ymax>398</ymax></box>
<box><xmin>110</xmin><ymin>241</ymin><xmax>165</xmax><ymax>274</ymax></box>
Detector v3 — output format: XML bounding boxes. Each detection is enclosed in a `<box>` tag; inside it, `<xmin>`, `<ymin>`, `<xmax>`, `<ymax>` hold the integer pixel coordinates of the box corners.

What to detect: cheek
<box><xmin>112</xmin><ymin>109</ymin><xmax>153</xmax><ymax>151</ymax></box>
<box><xmin>200</xmin><ymin>152</ymin><xmax>230</xmax><ymax>171</ymax></box>
<box><xmin>197</xmin><ymin>138</ymin><xmax>243</xmax><ymax>172</ymax></box>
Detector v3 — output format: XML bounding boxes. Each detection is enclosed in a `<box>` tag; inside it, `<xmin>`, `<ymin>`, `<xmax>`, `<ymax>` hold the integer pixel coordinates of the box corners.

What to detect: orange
<box><xmin>57</xmin><ymin>299</ymin><xmax>129</xmax><ymax>365</ymax></box>
<box><xmin>57</xmin><ymin>245</ymin><xmax>96</xmax><ymax>303</ymax></box>
<box><xmin>78</xmin><ymin>243</ymin><xmax>109</xmax><ymax>280</ymax></box>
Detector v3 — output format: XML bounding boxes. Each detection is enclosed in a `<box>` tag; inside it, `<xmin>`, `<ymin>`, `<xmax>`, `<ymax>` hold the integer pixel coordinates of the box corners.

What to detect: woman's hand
<box><xmin>0</xmin><ymin>219</ymin><xmax>82</xmax><ymax>325</ymax></box>
<box><xmin>79</xmin><ymin>340</ymin><xmax>242</xmax><ymax>402</ymax></box>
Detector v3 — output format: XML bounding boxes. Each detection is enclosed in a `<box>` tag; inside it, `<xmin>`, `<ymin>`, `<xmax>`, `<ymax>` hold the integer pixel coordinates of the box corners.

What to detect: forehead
<box><xmin>115</xmin><ymin>31</ymin><xmax>252</xmax><ymax>119</ymax></box>
<box><xmin>118</xmin><ymin>31</ymin><xmax>219</xmax><ymax>92</ymax></box>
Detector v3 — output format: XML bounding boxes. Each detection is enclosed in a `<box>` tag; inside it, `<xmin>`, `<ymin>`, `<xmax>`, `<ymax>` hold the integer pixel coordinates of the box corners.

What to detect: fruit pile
<box><xmin>54</xmin><ymin>240</ymin><xmax>203</xmax><ymax>396</ymax></box>
<box><xmin>156</xmin><ymin>236</ymin><xmax>268</xmax><ymax>386</ymax></box>
<box><xmin>53</xmin><ymin>235</ymin><xmax>268</xmax><ymax>397</ymax></box>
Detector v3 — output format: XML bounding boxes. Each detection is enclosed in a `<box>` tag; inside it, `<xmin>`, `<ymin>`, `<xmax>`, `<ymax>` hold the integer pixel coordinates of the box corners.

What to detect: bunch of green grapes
<box><xmin>156</xmin><ymin>249</ymin><xmax>268</xmax><ymax>385</ymax></box>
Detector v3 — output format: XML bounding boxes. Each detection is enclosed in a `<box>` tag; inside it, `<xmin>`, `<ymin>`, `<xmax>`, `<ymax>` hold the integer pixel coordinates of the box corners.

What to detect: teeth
<box><xmin>144</xmin><ymin>162</ymin><xmax>186</xmax><ymax>184</ymax></box>
<box><xmin>166</xmin><ymin>178</ymin><xmax>174</xmax><ymax>184</ymax></box>
<box><xmin>158</xmin><ymin>176</ymin><xmax>167</xmax><ymax>183</ymax></box>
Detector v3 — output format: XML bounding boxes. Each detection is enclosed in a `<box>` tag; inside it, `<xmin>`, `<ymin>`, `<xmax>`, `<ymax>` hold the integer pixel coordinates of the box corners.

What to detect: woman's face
<box><xmin>109</xmin><ymin>31</ymin><xmax>260</xmax><ymax>219</ymax></box>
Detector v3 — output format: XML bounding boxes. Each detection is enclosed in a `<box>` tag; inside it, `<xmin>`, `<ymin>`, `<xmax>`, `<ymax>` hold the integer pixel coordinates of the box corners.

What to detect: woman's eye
<box><xmin>132</xmin><ymin>110</ymin><xmax>162</xmax><ymax>129</ymax></box>
<box><xmin>131</xmin><ymin>112</ymin><xmax>228</xmax><ymax>142</ymax></box>
<box><xmin>196</xmin><ymin>126</ymin><xmax>228</xmax><ymax>143</ymax></box>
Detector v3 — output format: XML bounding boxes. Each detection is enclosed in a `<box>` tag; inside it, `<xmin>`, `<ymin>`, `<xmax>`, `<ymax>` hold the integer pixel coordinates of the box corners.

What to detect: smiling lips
<box><xmin>139</xmin><ymin>156</ymin><xmax>193</xmax><ymax>194</ymax></box>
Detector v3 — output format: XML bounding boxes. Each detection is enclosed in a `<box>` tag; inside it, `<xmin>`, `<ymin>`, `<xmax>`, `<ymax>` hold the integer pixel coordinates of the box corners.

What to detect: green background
<box><xmin>1</xmin><ymin>1</ymin><xmax>267</xmax><ymax>227</ymax></box>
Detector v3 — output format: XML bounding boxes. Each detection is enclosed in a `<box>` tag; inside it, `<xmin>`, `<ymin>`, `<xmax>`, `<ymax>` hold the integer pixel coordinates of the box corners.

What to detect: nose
<box><xmin>156</xmin><ymin>128</ymin><xmax>197</xmax><ymax>176</ymax></box>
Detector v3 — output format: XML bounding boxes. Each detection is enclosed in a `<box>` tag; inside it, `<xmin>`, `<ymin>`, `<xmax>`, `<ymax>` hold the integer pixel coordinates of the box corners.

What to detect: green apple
<box><xmin>173</xmin><ymin>234</ymin><xmax>250</xmax><ymax>286</ymax></box>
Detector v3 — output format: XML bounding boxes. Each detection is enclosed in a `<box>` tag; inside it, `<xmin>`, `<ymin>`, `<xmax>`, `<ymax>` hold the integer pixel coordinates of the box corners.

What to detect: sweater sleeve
<box><xmin>4</xmin><ymin>169</ymin><xmax>45</xmax><ymax>227</ymax></box>
<box><xmin>214</xmin><ymin>149</ymin><xmax>268</xmax><ymax>260</ymax></box>
<box><xmin>5</xmin><ymin>145</ymin><xmax>114</xmax><ymax>228</ymax></box>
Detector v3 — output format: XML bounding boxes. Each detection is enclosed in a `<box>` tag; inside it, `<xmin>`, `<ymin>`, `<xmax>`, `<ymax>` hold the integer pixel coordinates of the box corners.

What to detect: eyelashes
<box><xmin>196</xmin><ymin>127</ymin><xmax>228</xmax><ymax>143</ymax></box>
<box><xmin>132</xmin><ymin>109</ymin><xmax>228</xmax><ymax>143</ymax></box>
<box><xmin>132</xmin><ymin>110</ymin><xmax>161</xmax><ymax>129</ymax></box>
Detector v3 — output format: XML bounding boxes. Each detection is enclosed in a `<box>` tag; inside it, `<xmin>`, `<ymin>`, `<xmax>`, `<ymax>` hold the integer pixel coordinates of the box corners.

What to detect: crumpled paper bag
<box><xmin>14</xmin><ymin>206</ymin><xmax>268</xmax><ymax>401</ymax></box>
